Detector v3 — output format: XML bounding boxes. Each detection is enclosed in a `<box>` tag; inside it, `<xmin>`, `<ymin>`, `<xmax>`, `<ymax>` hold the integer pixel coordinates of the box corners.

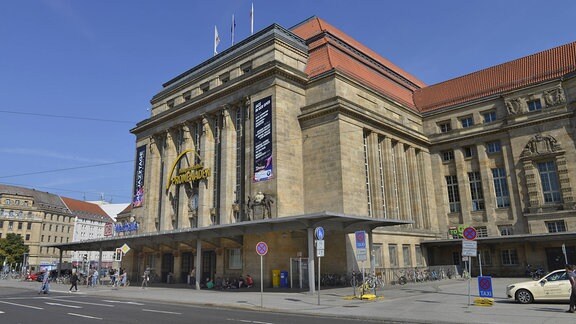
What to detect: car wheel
<box><xmin>516</xmin><ymin>289</ymin><xmax>534</xmax><ymax>304</ymax></box>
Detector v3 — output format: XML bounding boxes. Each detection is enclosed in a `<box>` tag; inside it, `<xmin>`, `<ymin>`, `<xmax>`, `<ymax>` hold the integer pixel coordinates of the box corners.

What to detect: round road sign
<box><xmin>315</xmin><ymin>227</ymin><xmax>325</xmax><ymax>240</ymax></box>
<box><xmin>463</xmin><ymin>226</ymin><xmax>477</xmax><ymax>240</ymax></box>
<box><xmin>256</xmin><ymin>241</ymin><xmax>268</xmax><ymax>256</ymax></box>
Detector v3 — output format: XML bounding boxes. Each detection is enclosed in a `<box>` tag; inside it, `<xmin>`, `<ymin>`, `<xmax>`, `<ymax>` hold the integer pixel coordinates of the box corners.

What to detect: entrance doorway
<box><xmin>201</xmin><ymin>251</ymin><xmax>216</xmax><ymax>284</ymax></box>
<box><xmin>161</xmin><ymin>253</ymin><xmax>174</xmax><ymax>283</ymax></box>
<box><xmin>181</xmin><ymin>252</ymin><xmax>194</xmax><ymax>283</ymax></box>
<box><xmin>545</xmin><ymin>246</ymin><xmax>576</xmax><ymax>271</ymax></box>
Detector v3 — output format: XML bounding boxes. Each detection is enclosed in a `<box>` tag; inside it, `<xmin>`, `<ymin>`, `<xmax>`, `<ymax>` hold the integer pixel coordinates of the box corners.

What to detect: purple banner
<box><xmin>253</xmin><ymin>96</ymin><xmax>273</xmax><ymax>182</ymax></box>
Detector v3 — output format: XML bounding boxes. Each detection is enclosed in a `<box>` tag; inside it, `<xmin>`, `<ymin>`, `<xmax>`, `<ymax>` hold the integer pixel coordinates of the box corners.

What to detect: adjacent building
<box><xmin>0</xmin><ymin>184</ymin><xmax>74</xmax><ymax>272</ymax></box>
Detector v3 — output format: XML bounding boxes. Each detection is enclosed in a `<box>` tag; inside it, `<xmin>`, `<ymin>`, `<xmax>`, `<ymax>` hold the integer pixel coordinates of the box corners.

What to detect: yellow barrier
<box><xmin>474</xmin><ymin>297</ymin><xmax>494</xmax><ymax>306</ymax></box>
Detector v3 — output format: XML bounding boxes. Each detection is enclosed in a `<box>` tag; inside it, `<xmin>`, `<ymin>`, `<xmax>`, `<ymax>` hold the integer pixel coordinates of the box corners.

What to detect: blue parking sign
<box><xmin>478</xmin><ymin>276</ymin><xmax>493</xmax><ymax>298</ymax></box>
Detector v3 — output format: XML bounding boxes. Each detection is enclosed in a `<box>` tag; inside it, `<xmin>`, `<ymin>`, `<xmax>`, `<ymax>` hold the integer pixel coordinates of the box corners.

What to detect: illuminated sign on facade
<box><xmin>132</xmin><ymin>145</ymin><xmax>147</xmax><ymax>208</ymax></box>
<box><xmin>165</xmin><ymin>149</ymin><xmax>211</xmax><ymax>190</ymax></box>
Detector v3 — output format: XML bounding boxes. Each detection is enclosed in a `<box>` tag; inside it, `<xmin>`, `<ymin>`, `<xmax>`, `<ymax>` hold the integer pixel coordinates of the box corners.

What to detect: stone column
<box><xmin>477</xmin><ymin>143</ymin><xmax>495</xmax><ymax>225</ymax></box>
<box><xmin>219</xmin><ymin>106</ymin><xmax>236</xmax><ymax>224</ymax></box>
<box><xmin>366</xmin><ymin>132</ymin><xmax>383</xmax><ymax>218</ymax></box>
<box><xmin>406</xmin><ymin>147</ymin><xmax>423</xmax><ymax>228</ymax></box>
<box><xmin>394</xmin><ymin>142</ymin><xmax>410</xmax><ymax>222</ymax></box>
<box><xmin>162</xmin><ymin>130</ymin><xmax>176</xmax><ymax>231</ymax></box>
<box><xmin>382</xmin><ymin>137</ymin><xmax>398</xmax><ymax>218</ymax></box>
<box><xmin>454</xmin><ymin>148</ymin><xmax>471</xmax><ymax>224</ymax></box>
<box><xmin>417</xmin><ymin>150</ymin><xmax>435</xmax><ymax>230</ymax></box>
<box><xmin>198</xmin><ymin>116</ymin><xmax>215</xmax><ymax>227</ymax></box>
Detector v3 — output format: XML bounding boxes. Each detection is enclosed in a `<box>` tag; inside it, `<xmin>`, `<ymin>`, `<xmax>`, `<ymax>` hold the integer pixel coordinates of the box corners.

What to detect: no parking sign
<box><xmin>478</xmin><ymin>276</ymin><xmax>493</xmax><ymax>298</ymax></box>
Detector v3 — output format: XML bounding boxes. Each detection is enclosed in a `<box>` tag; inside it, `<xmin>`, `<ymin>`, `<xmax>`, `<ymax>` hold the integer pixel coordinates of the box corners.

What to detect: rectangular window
<box><xmin>442</xmin><ymin>150</ymin><xmax>455</xmax><ymax>162</ymax></box>
<box><xmin>373</xmin><ymin>244</ymin><xmax>383</xmax><ymax>267</ymax></box>
<box><xmin>538</xmin><ymin>161</ymin><xmax>562</xmax><ymax>204</ymax></box>
<box><xmin>463</xmin><ymin>146</ymin><xmax>475</xmax><ymax>158</ymax></box>
<box><xmin>482</xmin><ymin>111</ymin><xmax>497</xmax><ymax>123</ymax></box>
<box><xmin>200</xmin><ymin>82</ymin><xmax>210</xmax><ymax>93</ymax></box>
<box><xmin>228</xmin><ymin>248</ymin><xmax>242</xmax><ymax>269</ymax></box>
<box><xmin>476</xmin><ymin>226</ymin><xmax>488</xmax><ymax>237</ymax></box>
<box><xmin>27</xmin><ymin>222</ymin><xmax>31</xmax><ymax>230</ymax></box>
<box><xmin>17</xmin><ymin>222</ymin><xmax>22</xmax><ymax>230</ymax></box>
<box><xmin>438</xmin><ymin>121</ymin><xmax>452</xmax><ymax>133</ymax></box>
<box><xmin>415</xmin><ymin>246</ymin><xmax>423</xmax><ymax>266</ymax></box>
<box><xmin>492</xmin><ymin>168</ymin><xmax>510</xmax><ymax>208</ymax></box>
<box><xmin>219</xmin><ymin>73</ymin><xmax>230</xmax><ymax>84</ymax></box>
<box><xmin>0</xmin><ymin>221</ymin><xmax>3</xmax><ymax>228</ymax></box>
<box><xmin>479</xmin><ymin>250</ymin><xmax>492</xmax><ymax>266</ymax></box>
<box><xmin>501</xmin><ymin>249</ymin><xmax>519</xmax><ymax>265</ymax></box>
<box><xmin>486</xmin><ymin>141</ymin><xmax>501</xmax><ymax>153</ymax></box>
<box><xmin>183</xmin><ymin>91</ymin><xmax>192</xmax><ymax>102</ymax></box>
<box><xmin>499</xmin><ymin>224</ymin><xmax>514</xmax><ymax>236</ymax></box>
<box><xmin>446</xmin><ymin>175</ymin><xmax>461</xmax><ymax>213</ymax></box>
<box><xmin>388</xmin><ymin>244</ymin><xmax>398</xmax><ymax>267</ymax></box>
<box><xmin>527</xmin><ymin>99</ymin><xmax>542</xmax><ymax>111</ymax></box>
<box><xmin>545</xmin><ymin>220</ymin><xmax>566</xmax><ymax>233</ymax></box>
<box><xmin>25</xmin><ymin>234</ymin><xmax>30</xmax><ymax>241</ymax></box>
<box><xmin>8</xmin><ymin>221</ymin><xmax>13</xmax><ymax>230</ymax></box>
<box><xmin>241</xmin><ymin>61</ymin><xmax>252</xmax><ymax>74</ymax></box>
<box><xmin>402</xmin><ymin>245</ymin><xmax>412</xmax><ymax>267</ymax></box>
<box><xmin>167</xmin><ymin>99</ymin><xmax>175</xmax><ymax>108</ymax></box>
<box><xmin>468</xmin><ymin>172</ymin><xmax>485</xmax><ymax>211</ymax></box>
<box><xmin>460</xmin><ymin>116</ymin><xmax>474</xmax><ymax>128</ymax></box>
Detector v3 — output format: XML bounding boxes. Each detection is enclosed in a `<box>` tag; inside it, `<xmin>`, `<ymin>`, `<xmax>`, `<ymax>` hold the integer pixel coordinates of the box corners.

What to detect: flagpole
<box><xmin>250</xmin><ymin>3</ymin><xmax>254</xmax><ymax>35</ymax></box>
<box><xmin>231</xmin><ymin>14</ymin><xmax>236</xmax><ymax>45</ymax></box>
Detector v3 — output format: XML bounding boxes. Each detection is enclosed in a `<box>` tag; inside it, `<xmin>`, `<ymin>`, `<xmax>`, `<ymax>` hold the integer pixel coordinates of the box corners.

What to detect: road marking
<box><xmin>45</xmin><ymin>302</ymin><xmax>82</xmax><ymax>309</ymax></box>
<box><xmin>142</xmin><ymin>309</ymin><xmax>182</xmax><ymax>315</ymax></box>
<box><xmin>226</xmin><ymin>320</ymin><xmax>275</xmax><ymax>324</ymax></box>
<box><xmin>0</xmin><ymin>301</ymin><xmax>43</xmax><ymax>310</ymax></box>
<box><xmin>102</xmin><ymin>300</ymin><xmax>145</xmax><ymax>305</ymax></box>
<box><xmin>68</xmin><ymin>313</ymin><xmax>102</xmax><ymax>320</ymax></box>
<box><xmin>50</xmin><ymin>299</ymin><xmax>114</xmax><ymax>307</ymax></box>
<box><xmin>0</xmin><ymin>311</ymin><xmax>5</xmax><ymax>314</ymax></box>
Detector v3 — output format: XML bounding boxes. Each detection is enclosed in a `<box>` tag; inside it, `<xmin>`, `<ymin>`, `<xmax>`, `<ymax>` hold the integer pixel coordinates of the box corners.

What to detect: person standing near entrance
<box><xmin>189</xmin><ymin>267</ymin><xmax>196</xmax><ymax>287</ymax></box>
<box><xmin>567</xmin><ymin>264</ymin><xmax>576</xmax><ymax>313</ymax></box>
<box><xmin>69</xmin><ymin>271</ymin><xmax>79</xmax><ymax>292</ymax></box>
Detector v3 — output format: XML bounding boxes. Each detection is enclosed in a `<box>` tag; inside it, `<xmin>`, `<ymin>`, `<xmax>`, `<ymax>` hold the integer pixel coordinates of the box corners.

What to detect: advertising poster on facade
<box><xmin>132</xmin><ymin>145</ymin><xmax>146</xmax><ymax>207</ymax></box>
<box><xmin>253</xmin><ymin>96</ymin><xmax>273</xmax><ymax>182</ymax></box>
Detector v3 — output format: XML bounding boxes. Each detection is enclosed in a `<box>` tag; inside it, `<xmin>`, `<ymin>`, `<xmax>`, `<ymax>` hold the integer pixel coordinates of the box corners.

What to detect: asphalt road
<box><xmin>0</xmin><ymin>287</ymin><xmax>390</xmax><ymax>324</ymax></box>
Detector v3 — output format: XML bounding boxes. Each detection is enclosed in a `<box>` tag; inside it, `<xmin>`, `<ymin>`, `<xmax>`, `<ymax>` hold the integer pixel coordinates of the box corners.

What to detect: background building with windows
<box><xmin>56</xmin><ymin>17</ymin><xmax>576</xmax><ymax>285</ymax></box>
<box><xmin>0</xmin><ymin>184</ymin><xmax>74</xmax><ymax>272</ymax></box>
<box><xmin>61</xmin><ymin>197</ymin><xmax>115</xmax><ymax>271</ymax></box>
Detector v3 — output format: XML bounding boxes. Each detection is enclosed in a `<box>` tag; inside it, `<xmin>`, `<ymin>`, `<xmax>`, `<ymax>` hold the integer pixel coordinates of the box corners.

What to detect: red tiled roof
<box><xmin>61</xmin><ymin>197</ymin><xmax>113</xmax><ymax>222</ymax></box>
<box><xmin>414</xmin><ymin>41</ymin><xmax>576</xmax><ymax>112</ymax></box>
<box><xmin>291</xmin><ymin>17</ymin><xmax>425</xmax><ymax>110</ymax></box>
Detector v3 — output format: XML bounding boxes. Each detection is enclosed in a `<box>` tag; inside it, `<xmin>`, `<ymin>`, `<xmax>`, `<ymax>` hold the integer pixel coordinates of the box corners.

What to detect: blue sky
<box><xmin>1</xmin><ymin>0</ymin><xmax>574</xmax><ymax>203</ymax></box>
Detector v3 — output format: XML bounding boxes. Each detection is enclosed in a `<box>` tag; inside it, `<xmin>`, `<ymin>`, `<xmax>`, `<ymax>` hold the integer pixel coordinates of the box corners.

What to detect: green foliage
<box><xmin>0</xmin><ymin>233</ymin><xmax>29</xmax><ymax>265</ymax></box>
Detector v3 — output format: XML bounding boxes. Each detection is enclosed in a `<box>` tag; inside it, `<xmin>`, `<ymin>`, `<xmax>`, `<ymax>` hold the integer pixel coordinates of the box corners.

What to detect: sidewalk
<box><xmin>2</xmin><ymin>278</ymin><xmax>575</xmax><ymax>324</ymax></box>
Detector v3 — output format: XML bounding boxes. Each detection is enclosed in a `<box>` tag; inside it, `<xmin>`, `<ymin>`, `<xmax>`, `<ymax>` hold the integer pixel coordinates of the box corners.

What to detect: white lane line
<box><xmin>0</xmin><ymin>311</ymin><xmax>5</xmax><ymax>314</ymax></box>
<box><xmin>102</xmin><ymin>300</ymin><xmax>145</xmax><ymax>305</ymax></box>
<box><xmin>142</xmin><ymin>309</ymin><xmax>182</xmax><ymax>315</ymax></box>
<box><xmin>0</xmin><ymin>301</ymin><xmax>43</xmax><ymax>310</ymax></box>
<box><xmin>68</xmin><ymin>313</ymin><xmax>102</xmax><ymax>320</ymax></box>
<box><xmin>45</xmin><ymin>302</ymin><xmax>82</xmax><ymax>309</ymax></box>
<box><xmin>50</xmin><ymin>299</ymin><xmax>114</xmax><ymax>307</ymax></box>
<box><xmin>226</xmin><ymin>320</ymin><xmax>275</xmax><ymax>324</ymax></box>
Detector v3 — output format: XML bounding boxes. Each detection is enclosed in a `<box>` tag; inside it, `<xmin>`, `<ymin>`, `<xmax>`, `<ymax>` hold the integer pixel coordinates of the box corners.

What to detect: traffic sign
<box><xmin>478</xmin><ymin>276</ymin><xmax>493</xmax><ymax>298</ymax></box>
<box><xmin>463</xmin><ymin>226</ymin><xmax>477</xmax><ymax>240</ymax></box>
<box><xmin>315</xmin><ymin>227</ymin><xmax>325</xmax><ymax>240</ymax></box>
<box><xmin>256</xmin><ymin>241</ymin><xmax>268</xmax><ymax>256</ymax></box>
<box><xmin>462</xmin><ymin>240</ymin><xmax>477</xmax><ymax>257</ymax></box>
<box><xmin>355</xmin><ymin>231</ymin><xmax>366</xmax><ymax>249</ymax></box>
<box><xmin>121</xmin><ymin>244</ymin><xmax>131</xmax><ymax>254</ymax></box>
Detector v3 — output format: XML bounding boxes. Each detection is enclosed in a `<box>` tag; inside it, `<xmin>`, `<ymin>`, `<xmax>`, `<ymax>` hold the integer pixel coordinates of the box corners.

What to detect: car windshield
<box><xmin>545</xmin><ymin>271</ymin><xmax>568</xmax><ymax>282</ymax></box>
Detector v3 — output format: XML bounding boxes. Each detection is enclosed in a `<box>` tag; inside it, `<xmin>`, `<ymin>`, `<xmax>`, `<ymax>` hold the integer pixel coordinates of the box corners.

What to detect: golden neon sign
<box><xmin>166</xmin><ymin>149</ymin><xmax>211</xmax><ymax>190</ymax></box>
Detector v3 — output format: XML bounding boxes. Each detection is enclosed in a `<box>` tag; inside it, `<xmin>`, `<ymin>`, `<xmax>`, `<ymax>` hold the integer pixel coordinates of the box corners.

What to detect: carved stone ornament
<box><xmin>520</xmin><ymin>134</ymin><xmax>562</xmax><ymax>158</ymax></box>
<box><xmin>543</xmin><ymin>87</ymin><xmax>566</xmax><ymax>107</ymax></box>
<box><xmin>505</xmin><ymin>97</ymin><xmax>525</xmax><ymax>115</ymax></box>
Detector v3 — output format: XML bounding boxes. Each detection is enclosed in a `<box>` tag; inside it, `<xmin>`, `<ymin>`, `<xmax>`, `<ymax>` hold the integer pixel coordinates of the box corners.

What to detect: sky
<box><xmin>1</xmin><ymin>0</ymin><xmax>575</xmax><ymax>204</ymax></box>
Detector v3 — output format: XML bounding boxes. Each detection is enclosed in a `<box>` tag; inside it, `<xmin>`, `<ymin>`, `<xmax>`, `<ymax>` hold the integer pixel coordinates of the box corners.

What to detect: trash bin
<box><xmin>280</xmin><ymin>271</ymin><xmax>288</xmax><ymax>288</ymax></box>
<box><xmin>272</xmin><ymin>269</ymin><xmax>280</xmax><ymax>288</ymax></box>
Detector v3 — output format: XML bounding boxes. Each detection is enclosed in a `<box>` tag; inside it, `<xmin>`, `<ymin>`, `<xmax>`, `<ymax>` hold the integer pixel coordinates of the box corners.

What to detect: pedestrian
<box><xmin>190</xmin><ymin>267</ymin><xmax>196</xmax><ymax>286</ymax></box>
<box><xmin>69</xmin><ymin>271</ymin><xmax>79</xmax><ymax>292</ymax></box>
<box><xmin>141</xmin><ymin>268</ymin><xmax>150</xmax><ymax>289</ymax></box>
<box><xmin>566</xmin><ymin>264</ymin><xmax>576</xmax><ymax>313</ymax></box>
<box><xmin>92</xmin><ymin>268</ymin><xmax>99</xmax><ymax>287</ymax></box>
<box><xmin>38</xmin><ymin>270</ymin><xmax>50</xmax><ymax>294</ymax></box>
<box><xmin>245</xmin><ymin>274</ymin><xmax>254</xmax><ymax>288</ymax></box>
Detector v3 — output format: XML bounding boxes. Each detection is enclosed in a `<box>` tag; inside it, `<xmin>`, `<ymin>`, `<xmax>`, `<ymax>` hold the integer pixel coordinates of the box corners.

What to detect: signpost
<box><xmin>256</xmin><ymin>241</ymin><xmax>268</xmax><ymax>308</ymax></box>
<box><xmin>462</xmin><ymin>226</ymin><xmax>476</xmax><ymax>306</ymax></box>
<box><xmin>315</xmin><ymin>227</ymin><xmax>324</xmax><ymax>305</ymax></box>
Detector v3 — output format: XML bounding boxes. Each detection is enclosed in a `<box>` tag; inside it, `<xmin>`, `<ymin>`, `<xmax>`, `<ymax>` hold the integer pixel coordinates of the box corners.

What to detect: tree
<box><xmin>0</xmin><ymin>233</ymin><xmax>29</xmax><ymax>265</ymax></box>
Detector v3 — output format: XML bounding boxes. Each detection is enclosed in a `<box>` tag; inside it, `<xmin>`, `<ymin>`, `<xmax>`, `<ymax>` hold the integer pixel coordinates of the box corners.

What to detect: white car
<box><xmin>506</xmin><ymin>269</ymin><xmax>572</xmax><ymax>304</ymax></box>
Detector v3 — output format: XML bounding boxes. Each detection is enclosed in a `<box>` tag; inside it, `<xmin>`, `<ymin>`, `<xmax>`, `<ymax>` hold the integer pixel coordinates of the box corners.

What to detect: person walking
<box><xmin>38</xmin><ymin>271</ymin><xmax>50</xmax><ymax>294</ymax></box>
<box><xmin>141</xmin><ymin>268</ymin><xmax>150</xmax><ymax>289</ymax></box>
<box><xmin>69</xmin><ymin>272</ymin><xmax>79</xmax><ymax>292</ymax></box>
<box><xmin>567</xmin><ymin>264</ymin><xmax>576</xmax><ymax>313</ymax></box>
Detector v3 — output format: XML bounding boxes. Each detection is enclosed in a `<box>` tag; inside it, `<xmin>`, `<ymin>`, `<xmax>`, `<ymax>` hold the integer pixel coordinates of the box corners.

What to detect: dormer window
<box><xmin>241</xmin><ymin>61</ymin><xmax>252</xmax><ymax>74</ymax></box>
<box><xmin>167</xmin><ymin>99</ymin><xmax>175</xmax><ymax>109</ymax></box>
<box><xmin>527</xmin><ymin>99</ymin><xmax>542</xmax><ymax>111</ymax></box>
<box><xmin>200</xmin><ymin>82</ymin><xmax>210</xmax><ymax>93</ymax></box>
<box><xmin>219</xmin><ymin>73</ymin><xmax>230</xmax><ymax>84</ymax></box>
<box><xmin>183</xmin><ymin>91</ymin><xmax>192</xmax><ymax>102</ymax></box>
